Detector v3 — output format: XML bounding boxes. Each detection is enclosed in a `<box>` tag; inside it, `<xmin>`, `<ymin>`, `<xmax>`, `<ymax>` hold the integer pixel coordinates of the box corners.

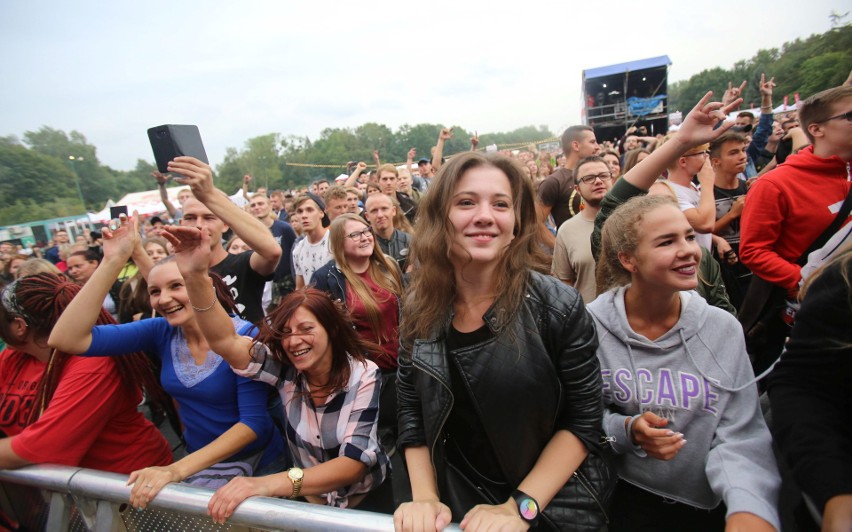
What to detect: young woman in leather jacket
<box><xmin>394</xmin><ymin>152</ymin><xmax>613</xmax><ymax>531</ymax></box>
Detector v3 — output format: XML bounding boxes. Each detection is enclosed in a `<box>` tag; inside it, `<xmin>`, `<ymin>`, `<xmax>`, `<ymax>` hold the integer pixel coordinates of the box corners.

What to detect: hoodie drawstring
<box><xmin>681</xmin><ymin>329</ymin><xmax>777</xmax><ymax>392</ymax></box>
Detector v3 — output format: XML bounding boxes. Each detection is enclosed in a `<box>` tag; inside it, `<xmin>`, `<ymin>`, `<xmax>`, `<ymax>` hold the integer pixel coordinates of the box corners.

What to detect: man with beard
<box><xmin>551</xmin><ymin>156</ymin><xmax>613</xmax><ymax>303</ymax></box>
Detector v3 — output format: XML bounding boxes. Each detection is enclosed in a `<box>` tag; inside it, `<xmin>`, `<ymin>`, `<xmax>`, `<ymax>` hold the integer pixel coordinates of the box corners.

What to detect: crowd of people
<box><xmin>0</xmin><ymin>73</ymin><xmax>850</xmax><ymax>532</ymax></box>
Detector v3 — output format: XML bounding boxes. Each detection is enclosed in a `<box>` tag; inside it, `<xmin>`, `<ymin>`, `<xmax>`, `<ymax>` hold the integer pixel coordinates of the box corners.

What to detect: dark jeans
<box><xmin>609</xmin><ymin>480</ymin><xmax>726</xmax><ymax>532</ymax></box>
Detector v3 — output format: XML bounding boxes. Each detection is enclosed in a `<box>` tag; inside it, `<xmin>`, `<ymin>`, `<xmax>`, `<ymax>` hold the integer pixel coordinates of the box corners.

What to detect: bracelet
<box><xmin>190</xmin><ymin>296</ymin><xmax>217</xmax><ymax>313</ymax></box>
<box><xmin>626</xmin><ymin>416</ymin><xmax>638</xmax><ymax>444</ymax></box>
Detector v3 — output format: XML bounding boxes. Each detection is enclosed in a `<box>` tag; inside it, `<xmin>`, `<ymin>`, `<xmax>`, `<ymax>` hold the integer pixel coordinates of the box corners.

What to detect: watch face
<box><xmin>288</xmin><ymin>468</ymin><xmax>303</xmax><ymax>481</ymax></box>
<box><xmin>518</xmin><ymin>497</ymin><xmax>538</xmax><ymax>520</ymax></box>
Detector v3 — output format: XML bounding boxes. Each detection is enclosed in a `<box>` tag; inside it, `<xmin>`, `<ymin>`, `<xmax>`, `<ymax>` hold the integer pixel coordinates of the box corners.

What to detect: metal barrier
<box><xmin>0</xmin><ymin>465</ymin><xmax>462</xmax><ymax>531</ymax></box>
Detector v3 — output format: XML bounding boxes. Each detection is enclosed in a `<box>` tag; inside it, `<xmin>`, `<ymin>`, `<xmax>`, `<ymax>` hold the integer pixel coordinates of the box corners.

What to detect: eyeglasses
<box><xmin>345</xmin><ymin>227</ymin><xmax>373</xmax><ymax>241</ymax></box>
<box><xmin>578</xmin><ymin>172</ymin><xmax>613</xmax><ymax>184</ymax></box>
<box><xmin>819</xmin><ymin>110</ymin><xmax>852</xmax><ymax>123</ymax></box>
<box><xmin>684</xmin><ymin>151</ymin><xmax>709</xmax><ymax>157</ymax></box>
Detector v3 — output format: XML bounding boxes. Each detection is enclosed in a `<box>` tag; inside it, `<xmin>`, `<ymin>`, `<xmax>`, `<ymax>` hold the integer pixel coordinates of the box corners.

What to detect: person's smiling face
<box><xmin>447</xmin><ymin>165</ymin><xmax>516</xmax><ymax>270</ymax></box>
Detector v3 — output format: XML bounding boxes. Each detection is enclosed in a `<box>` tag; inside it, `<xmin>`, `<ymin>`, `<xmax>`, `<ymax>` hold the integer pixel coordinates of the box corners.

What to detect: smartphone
<box><xmin>109</xmin><ymin>205</ymin><xmax>128</xmax><ymax>219</ymax></box>
<box><xmin>147</xmin><ymin>125</ymin><xmax>209</xmax><ymax>173</ymax></box>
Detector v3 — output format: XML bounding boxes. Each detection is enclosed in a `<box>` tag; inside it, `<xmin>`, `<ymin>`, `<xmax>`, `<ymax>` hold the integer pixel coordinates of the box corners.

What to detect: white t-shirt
<box><xmin>666</xmin><ymin>181</ymin><xmax>712</xmax><ymax>251</ymax></box>
<box><xmin>292</xmin><ymin>231</ymin><xmax>332</xmax><ymax>285</ymax></box>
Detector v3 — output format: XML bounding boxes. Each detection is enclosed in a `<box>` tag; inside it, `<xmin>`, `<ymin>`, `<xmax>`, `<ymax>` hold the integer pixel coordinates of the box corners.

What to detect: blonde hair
<box><xmin>16</xmin><ymin>258</ymin><xmax>61</xmax><ymax>279</ymax></box>
<box><xmin>596</xmin><ymin>194</ymin><xmax>679</xmax><ymax>294</ymax></box>
<box><xmin>328</xmin><ymin>214</ymin><xmax>403</xmax><ymax>343</ymax></box>
<box><xmin>401</xmin><ymin>152</ymin><xmax>548</xmax><ymax>349</ymax></box>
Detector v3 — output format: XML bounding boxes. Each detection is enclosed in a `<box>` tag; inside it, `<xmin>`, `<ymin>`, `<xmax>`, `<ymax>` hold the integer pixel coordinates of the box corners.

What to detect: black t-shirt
<box><xmin>210</xmin><ymin>251</ymin><xmax>272</xmax><ymax>324</ymax></box>
<box><xmin>445</xmin><ymin>324</ymin><xmax>505</xmax><ymax>485</ymax></box>
<box><xmin>537</xmin><ymin>168</ymin><xmax>576</xmax><ymax>229</ymax></box>
<box><xmin>269</xmin><ymin>220</ymin><xmax>297</xmax><ymax>282</ymax></box>
<box><xmin>714</xmin><ymin>181</ymin><xmax>749</xmax><ymax>248</ymax></box>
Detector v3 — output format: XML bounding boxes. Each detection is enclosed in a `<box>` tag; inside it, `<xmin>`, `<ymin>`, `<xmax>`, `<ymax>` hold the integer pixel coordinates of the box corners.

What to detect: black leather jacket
<box><xmin>397</xmin><ymin>272</ymin><xmax>611</xmax><ymax>527</ymax></box>
<box><xmin>311</xmin><ymin>260</ymin><xmax>347</xmax><ymax>302</ymax></box>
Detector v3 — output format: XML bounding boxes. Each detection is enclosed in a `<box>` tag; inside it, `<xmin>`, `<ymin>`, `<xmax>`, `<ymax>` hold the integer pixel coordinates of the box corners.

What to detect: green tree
<box><xmin>0</xmin><ymin>198</ymin><xmax>86</xmax><ymax>226</ymax></box>
<box><xmin>0</xmin><ymin>143</ymin><xmax>85</xmax><ymax>222</ymax></box>
<box><xmin>22</xmin><ymin>126</ymin><xmax>119</xmax><ymax>210</ymax></box>
<box><xmin>111</xmin><ymin>159</ymin><xmax>158</xmax><ymax>197</ymax></box>
<box><xmin>669</xmin><ymin>25</ymin><xmax>851</xmax><ymax>111</ymax></box>
<box><xmin>798</xmin><ymin>51</ymin><xmax>852</xmax><ymax>96</ymax></box>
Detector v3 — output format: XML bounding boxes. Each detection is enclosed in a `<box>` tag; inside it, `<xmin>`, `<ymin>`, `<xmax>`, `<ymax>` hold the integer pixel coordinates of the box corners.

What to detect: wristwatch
<box><xmin>287</xmin><ymin>467</ymin><xmax>304</xmax><ymax>499</ymax></box>
<box><xmin>511</xmin><ymin>489</ymin><xmax>540</xmax><ymax>527</ymax></box>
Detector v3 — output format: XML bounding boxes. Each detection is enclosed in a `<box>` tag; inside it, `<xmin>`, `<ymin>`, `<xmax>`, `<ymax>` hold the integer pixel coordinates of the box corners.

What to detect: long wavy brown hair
<box><xmin>400</xmin><ymin>152</ymin><xmax>549</xmax><ymax>350</ymax></box>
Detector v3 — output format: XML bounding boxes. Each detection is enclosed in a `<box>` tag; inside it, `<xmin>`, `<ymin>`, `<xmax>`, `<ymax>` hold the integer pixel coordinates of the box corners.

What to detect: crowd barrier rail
<box><xmin>0</xmin><ymin>464</ymin><xmax>462</xmax><ymax>531</ymax></box>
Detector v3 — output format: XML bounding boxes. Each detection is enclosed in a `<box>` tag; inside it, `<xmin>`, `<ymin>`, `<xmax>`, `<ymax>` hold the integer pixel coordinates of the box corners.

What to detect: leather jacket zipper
<box><xmin>412</xmin><ymin>357</ymin><xmax>454</xmax><ymax>474</ymax></box>
<box><xmin>572</xmin><ymin>467</ymin><xmax>609</xmax><ymax>524</ymax></box>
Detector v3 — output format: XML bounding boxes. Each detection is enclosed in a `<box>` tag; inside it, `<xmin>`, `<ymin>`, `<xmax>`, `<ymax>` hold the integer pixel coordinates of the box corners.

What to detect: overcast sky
<box><xmin>0</xmin><ymin>0</ymin><xmax>843</xmax><ymax>170</ymax></box>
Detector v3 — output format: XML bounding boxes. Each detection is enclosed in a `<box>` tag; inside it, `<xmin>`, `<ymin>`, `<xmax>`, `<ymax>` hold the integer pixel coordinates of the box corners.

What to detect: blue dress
<box><xmin>82</xmin><ymin>315</ymin><xmax>284</xmax><ymax>469</ymax></box>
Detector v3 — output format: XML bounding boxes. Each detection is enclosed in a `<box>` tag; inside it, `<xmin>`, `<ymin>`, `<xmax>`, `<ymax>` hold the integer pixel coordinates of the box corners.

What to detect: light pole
<box><xmin>67</xmin><ymin>155</ymin><xmax>86</xmax><ymax>211</ymax></box>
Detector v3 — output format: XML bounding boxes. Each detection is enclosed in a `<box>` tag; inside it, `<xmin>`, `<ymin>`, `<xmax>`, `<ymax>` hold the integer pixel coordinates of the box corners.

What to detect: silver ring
<box><xmin>108</xmin><ymin>219</ymin><xmax>120</xmax><ymax>231</ymax></box>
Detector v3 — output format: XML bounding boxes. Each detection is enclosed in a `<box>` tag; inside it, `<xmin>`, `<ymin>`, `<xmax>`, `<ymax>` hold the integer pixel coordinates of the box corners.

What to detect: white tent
<box><xmin>88</xmin><ymin>186</ymin><xmax>188</xmax><ymax>223</ymax></box>
<box><xmin>725</xmin><ymin>102</ymin><xmax>799</xmax><ymax>122</ymax></box>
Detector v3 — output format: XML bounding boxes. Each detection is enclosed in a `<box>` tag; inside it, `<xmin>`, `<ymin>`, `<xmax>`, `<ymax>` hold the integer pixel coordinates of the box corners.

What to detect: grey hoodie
<box><xmin>587</xmin><ymin>287</ymin><xmax>780</xmax><ymax>529</ymax></box>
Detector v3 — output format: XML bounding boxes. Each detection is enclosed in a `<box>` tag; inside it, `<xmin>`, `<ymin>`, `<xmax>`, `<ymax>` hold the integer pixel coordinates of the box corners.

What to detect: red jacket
<box><xmin>740</xmin><ymin>146</ymin><xmax>851</xmax><ymax>293</ymax></box>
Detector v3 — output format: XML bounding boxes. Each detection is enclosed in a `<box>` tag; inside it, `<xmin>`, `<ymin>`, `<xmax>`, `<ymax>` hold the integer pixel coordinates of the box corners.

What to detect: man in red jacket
<box><xmin>740</xmin><ymin>84</ymin><xmax>851</xmax><ymax>297</ymax></box>
<box><xmin>740</xmin><ymin>84</ymin><xmax>851</xmax><ymax>373</ymax></box>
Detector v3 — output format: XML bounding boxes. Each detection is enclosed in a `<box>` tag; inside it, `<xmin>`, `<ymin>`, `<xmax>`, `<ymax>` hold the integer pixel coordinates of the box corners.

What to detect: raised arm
<box><xmin>344</xmin><ymin>162</ymin><xmax>368</xmax><ymax>188</ymax></box>
<box><xmin>241</xmin><ymin>174</ymin><xmax>251</xmax><ymax>201</ymax></box>
<box><xmin>403</xmin><ymin>148</ymin><xmax>416</xmax><ymax>179</ymax></box>
<box><xmin>162</xmin><ymin>225</ymin><xmax>255</xmax><ymax>368</ymax></box>
<box><xmin>683</xmin><ymin>157</ymin><xmax>717</xmax><ymax>233</ymax></box>
<box><xmin>153</xmin><ymin>172</ymin><xmax>178</xmax><ymax>219</ymax></box>
<box><xmin>748</xmin><ymin>74</ymin><xmax>775</xmax><ymax>159</ymax></box>
<box><xmin>48</xmin><ymin>215</ymin><xmax>138</xmax><ymax>354</ymax></box>
<box><xmin>168</xmin><ymin>157</ymin><xmax>281</xmax><ymax>276</ymax></box>
<box><xmin>623</xmin><ymin>91</ymin><xmax>742</xmax><ymax>191</ymax></box>
<box><xmin>593</xmin><ymin>91</ymin><xmax>743</xmax><ymax>259</ymax></box>
<box><xmin>432</xmin><ymin>127</ymin><xmax>452</xmax><ymax>172</ymax></box>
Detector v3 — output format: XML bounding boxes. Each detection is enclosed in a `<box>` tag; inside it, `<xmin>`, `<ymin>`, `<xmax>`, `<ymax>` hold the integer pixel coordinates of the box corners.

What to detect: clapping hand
<box><xmin>101</xmin><ymin>213</ymin><xmax>139</xmax><ymax>263</ymax></box>
<box><xmin>162</xmin><ymin>225</ymin><xmax>211</xmax><ymax>278</ymax></box>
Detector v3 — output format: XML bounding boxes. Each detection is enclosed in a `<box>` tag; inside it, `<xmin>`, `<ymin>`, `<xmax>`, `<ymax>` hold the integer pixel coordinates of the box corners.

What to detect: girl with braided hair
<box><xmin>0</xmin><ymin>272</ymin><xmax>172</xmax><ymax>473</ymax></box>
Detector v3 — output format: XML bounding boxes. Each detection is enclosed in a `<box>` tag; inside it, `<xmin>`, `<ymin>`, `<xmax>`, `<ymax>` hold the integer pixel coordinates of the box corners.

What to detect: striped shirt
<box><xmin>236</xmin><ymin>343</ymin><xmax>388</xmax><ymax>507</ymax></box>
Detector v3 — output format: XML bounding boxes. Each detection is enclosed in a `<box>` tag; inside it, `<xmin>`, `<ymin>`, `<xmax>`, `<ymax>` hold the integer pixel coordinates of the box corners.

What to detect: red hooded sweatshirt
<box><xmin>740</xmin><ymin>145</ymin><xmax>851</xmax><ymax>294</ymax></box>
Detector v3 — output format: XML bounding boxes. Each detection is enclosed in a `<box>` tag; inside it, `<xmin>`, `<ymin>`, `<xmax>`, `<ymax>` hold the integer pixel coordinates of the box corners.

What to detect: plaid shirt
<box><xmin>236</xmin><ymin>343</ymin><xmax>388</xmax><ymax>507</ymax></box>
